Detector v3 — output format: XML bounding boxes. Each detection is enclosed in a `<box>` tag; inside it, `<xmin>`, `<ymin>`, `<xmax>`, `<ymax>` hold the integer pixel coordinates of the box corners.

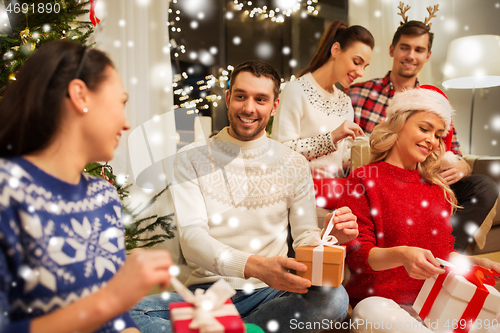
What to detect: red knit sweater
<box><xmin>340</xmin><ymin>161</ymin><xmax>455</xmax><ymax>307</ymax></box>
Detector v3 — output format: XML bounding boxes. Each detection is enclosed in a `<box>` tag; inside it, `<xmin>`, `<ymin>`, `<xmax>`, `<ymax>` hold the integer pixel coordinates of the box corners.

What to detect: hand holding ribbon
<box><xmin>304</xmin><ymin>212</ymin><xmax>346</xmax><ymax>286</ymax></box>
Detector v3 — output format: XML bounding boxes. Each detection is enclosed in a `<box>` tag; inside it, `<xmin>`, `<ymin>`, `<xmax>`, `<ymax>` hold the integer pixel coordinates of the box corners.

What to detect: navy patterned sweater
<box><xmin>0</xmin><ymin>157</ymin><xmax>136</xmax><ymax>332</ymax></box>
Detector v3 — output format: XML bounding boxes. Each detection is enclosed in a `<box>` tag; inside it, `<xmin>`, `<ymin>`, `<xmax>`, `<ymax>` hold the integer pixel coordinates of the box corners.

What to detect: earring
<box><xmin>83</xmin><ymin>107</ymin><xmax>88</xmax><ymax>113</ymax></box>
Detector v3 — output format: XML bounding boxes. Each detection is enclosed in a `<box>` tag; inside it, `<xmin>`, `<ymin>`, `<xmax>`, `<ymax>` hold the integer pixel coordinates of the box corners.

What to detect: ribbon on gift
<box><xmin>170</xmin><ymin>277</ymin><xmax>237</xmax><ymax>332</ymax></box>
<box><xmin>304</xmin><ymin>211</ymin><xmax>346</xmax><ymax>286</ymax></box>
<box><xmin>89</xmin><ymin>0</ymin><xmax>101</xmax><ymax>27</ymax></box>
<box><xmin>418</xmin><ymin>265</ymin><xmax>500</xmax><ymax>333</ymax></box>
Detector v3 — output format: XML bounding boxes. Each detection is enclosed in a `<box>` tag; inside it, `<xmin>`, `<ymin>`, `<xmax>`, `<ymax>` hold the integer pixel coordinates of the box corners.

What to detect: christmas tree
<box><xmin>1</xmin><ymin>0</ymin><xmax>94</xmax><ymax>95</ymax></box>
<box><xmin>1</xmin><ymin>1</ymin><xmax>176</xmax><ymax>249</ymax></box>
<box><xmin>85</xmin><ymin>163</ymin><xmax>176</xmax><ymax>251</ymax></box>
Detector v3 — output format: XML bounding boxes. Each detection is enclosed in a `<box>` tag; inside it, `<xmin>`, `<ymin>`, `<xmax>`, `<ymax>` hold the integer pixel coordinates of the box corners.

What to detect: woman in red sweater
<box><xmin>340</xmin><ymin>85</ymin><xmax>500</xmax><ymax>332</ymax></box>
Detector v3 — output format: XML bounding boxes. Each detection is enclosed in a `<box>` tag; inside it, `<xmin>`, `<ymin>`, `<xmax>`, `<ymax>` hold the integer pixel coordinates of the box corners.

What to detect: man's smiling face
<box><xmin>390</xmin><ymin>34</ymin><xmax>431</xmax><ymax>79</ymax></box>
<box><xmin>225</xmin><ymin>71</ymin><xmax>278</xmax><ymax>141</ymax></box>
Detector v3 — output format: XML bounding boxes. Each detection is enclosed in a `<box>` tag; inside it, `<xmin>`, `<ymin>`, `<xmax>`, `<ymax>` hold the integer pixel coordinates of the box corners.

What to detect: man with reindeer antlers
<box><xmin>347</xmin><ymin>3</ymin><xmax>498</xmax><ymax>254</ymax></box>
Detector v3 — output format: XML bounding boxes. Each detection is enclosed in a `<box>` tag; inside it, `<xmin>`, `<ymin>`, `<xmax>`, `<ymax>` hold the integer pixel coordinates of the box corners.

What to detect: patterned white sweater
<box><xmin>171</xmin><ymin>128</ymin><xmax>321</xmax><ymax>290</ymax></box>
<box><xmin>0</xmin><ymin>157</ymin><xmax>135</xmax><ymax>333</ymax></box>
<box><xmin>271</xmin><ymin>73</ymin><xmax>354</xmax><ymax>176</ymax></box>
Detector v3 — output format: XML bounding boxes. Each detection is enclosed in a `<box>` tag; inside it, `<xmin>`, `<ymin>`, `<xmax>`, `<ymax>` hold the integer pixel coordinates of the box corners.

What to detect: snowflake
<box><xmin>114</xmin><ymin>319</ymin><xmax>125</xmax><ymax>331</ymax></box>
<box><xmin>8</xmin><ymin>177</ymin><xmax>19</xmax><ymax>189</ymax></box>
<box><xmin>407</xmin><ymin>219</ymin><xmax>413</xmax><ymax>226</ymax></box>
<box><xmin>367</xmin><ymin>288</ymin><xmax>374</xmax><ymax>294</ymax></box>
<box><xmin>370</xmin><ymin>208</ymin><xmax>378</xmax><ymax>216</ymax></box>
<box><xmin>377</xmin><ymin>232</ymin><xmax>384</xmax><ymax>239</ymax></box>
<box><xmin>211</xmin><ymin>214</ymin><xmax>223</xmax><ymax>225</ymax></box>
<box><xmin>316</xmin><ymin>197</ymin><xmax>326</xmax><ymax>208</ymax></box>
<box><xmin>267</xmin><ymin>320</ymin><xmax>279</xmax><ymax>332</ymax></box>
<box><xmin>297</xmin><ymin>207</ymin><xmax>304</xmax><ymax>216</ymax></box>
<box><xmin>233</xmin><ymin>36</ymin><xmax>242</xmax><ymax>45</ymax></box>
<box><xmin>421</xmin><ymin>200</ymin><xmax>429</xmax><ymax>208</ymax></box>
<box><xmin>256</xmin><ymin>41</ymin><xmax>273</xmax><ymax>59</ymax></box>
<box><xmin>243</xmin><ymin>283</ymin><xmax>255</xmax><ymax>294</ymax></box>
<box><xmin>432</xmin><ymin>229</ymin><xmax>438</xmax><ymax>236</ymax></box>
<box><xmin>161</xmin><ymin>292</ymin><xmax>170</xmax><ymax>300</ymax></box>
<box><xmin>169</xmin><ymin>265</ymin><xmax>180</xmax><ymax>277</ymax></box>
<box><xmin>465</xmin><ymin>222</ymin><xmax>478</xmax><ymax>236</ymax></box>
<box><xmin>471</xmin><ymin>197</ymin><xmax>477</xmax><ymax>204</ymax></box>
<box><xmin>490</xmin><ymin>162</ymin><xmax>500</xmax><ymax>176</ymax></box>
<box><xmin>294</xmin><ymin>312</ymin><xmax>301</xmax><ymax>318</ymax></box>
<box><xmin>228</xmin><ymin>217</ymin><xmax>239</xmax><ymax>228</ymax></box>
<box><xmin>441</xmin><ymin>210</ymin><xmax>448</xmax><ymax>218</ymax></box>
<box><xmin>249</xmin><ymin>238</ymin><xmax>261</xmax><ymax>250</ymax></box>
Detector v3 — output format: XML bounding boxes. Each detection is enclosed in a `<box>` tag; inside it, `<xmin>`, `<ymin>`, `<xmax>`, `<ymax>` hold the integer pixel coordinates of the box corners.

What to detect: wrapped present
<box><xmin>413</xmin><ymin>266</ymin><xmax>500</xmax><ymax>333</ymax></box>
<box><xmin>350</xmin><ymin>135</ymin><xmax>370</xmax><ymax>172</ymax></box>
<box><xmin>169</xmin><ymin>277</ymin><xmax>245</xmax><ymax>333</ymax></box>
<box><xmin>295</xmin><ymin>214</ymin><xmax>345</xmax><ymax>287</ymax></box>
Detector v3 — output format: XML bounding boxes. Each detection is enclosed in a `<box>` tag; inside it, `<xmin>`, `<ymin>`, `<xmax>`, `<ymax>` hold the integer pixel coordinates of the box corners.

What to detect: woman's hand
<box><xmin>400</xmin><ymin>246</ymin><xmax>445</xmax><ymax>279</ymax></box>
<box><xmin>331</xmin><ymin>120</ymin><xmax>364</xmax><ymax>143</ymax></box>
<box><xmin>102</xmin><ymin>249</ymin><xmax>173</xmax><ymax>313</ymax></box>
<box><xmin>323</xmin><ymin>207</ymin><xmax>358</xmax><ymax>244</ymax></box>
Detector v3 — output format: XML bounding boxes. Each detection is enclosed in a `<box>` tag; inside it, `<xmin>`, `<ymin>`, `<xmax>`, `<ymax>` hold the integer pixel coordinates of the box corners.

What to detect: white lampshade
<box><xmin>442</xmin><ymin>35</ymin><xmax>500</xmax><ymax>89</ymax></box>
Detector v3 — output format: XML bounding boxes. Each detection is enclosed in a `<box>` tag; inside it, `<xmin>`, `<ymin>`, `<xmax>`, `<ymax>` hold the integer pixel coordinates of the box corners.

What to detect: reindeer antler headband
<box><xmin>397</xmin><ymin>2</ymin><xmax>439</xmax><ymax>27</ymax></box>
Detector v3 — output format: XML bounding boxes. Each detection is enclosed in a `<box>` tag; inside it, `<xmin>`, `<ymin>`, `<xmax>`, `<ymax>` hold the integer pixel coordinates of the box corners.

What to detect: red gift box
<box><xmin>170</xmin><ymin>299</ymin><xmax>245</xmax><ymax>333</ymax></box>
<box><xmin>413</xmin><ymin>266</ymin><xmax>500</xmax><ymax>333</ymax></box>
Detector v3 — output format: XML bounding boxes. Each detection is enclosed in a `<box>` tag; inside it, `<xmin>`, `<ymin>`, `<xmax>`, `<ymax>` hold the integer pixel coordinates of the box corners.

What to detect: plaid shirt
<box><xmin>347</xmin><ymin>71</ymin><xmax>462</xmax><ymax>155</ymax></box>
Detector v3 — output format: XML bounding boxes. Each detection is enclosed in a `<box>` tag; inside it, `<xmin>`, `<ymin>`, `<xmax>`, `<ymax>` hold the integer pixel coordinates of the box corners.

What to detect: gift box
<box><xmin>169</xmin><ymin>278</ymin><xmax>245</xmax><ymax>333</ymax></box>
<box><xmin>413</xmin><ymin>266</ymin><xmax>500</xmax><ymax>333</ymax></box>
<box><xmin>295</xmin><ymin>245</ymin><xmax>345</xmax><ymax>287</ymax></box>
<box><xmin>350</xmin><ymin>136</ymin><xmax>370</xmax><ymax>172</ymax></box>
<box><xmin>170</xmin><ymin>299</ymin><xmax>245</xmax><ymax>333</ymax></box>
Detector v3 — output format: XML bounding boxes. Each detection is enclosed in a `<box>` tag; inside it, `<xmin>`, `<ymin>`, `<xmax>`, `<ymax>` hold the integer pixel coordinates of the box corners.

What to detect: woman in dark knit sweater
<box><xmin>0</xmin><ymin>41</ymin><xmax>173</xmax><ymax>333</ymax></box>
<box><xmin>340</xmin><ymin>86</ymin><xmax>500</xmax><ymax>332</ymax></box>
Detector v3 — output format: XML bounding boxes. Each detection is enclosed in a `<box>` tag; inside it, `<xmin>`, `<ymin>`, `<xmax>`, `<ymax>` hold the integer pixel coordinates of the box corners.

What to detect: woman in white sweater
<box><xmin>272</xmin><ymin>21</ymin><xmax>374</xmax><ymax>177</ymax></box>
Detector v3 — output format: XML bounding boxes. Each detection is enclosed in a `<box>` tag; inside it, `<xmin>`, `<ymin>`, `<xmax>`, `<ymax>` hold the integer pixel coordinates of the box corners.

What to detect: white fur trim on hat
<box><xmin>385</xmin><ymin>88</ymin><xmax>454</xmax><ymax>132</ymax></box>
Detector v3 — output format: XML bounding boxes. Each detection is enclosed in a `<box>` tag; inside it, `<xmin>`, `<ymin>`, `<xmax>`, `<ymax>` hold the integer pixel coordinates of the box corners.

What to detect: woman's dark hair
<box><xmin>0</xmin><ymin>40</ymin><xmax>114</xmax><ymax>157</ymax></box>
<box><xmin>297</xmin><ymin>21</ymin><xmax>375</xmax><ymax>77</ymax></box>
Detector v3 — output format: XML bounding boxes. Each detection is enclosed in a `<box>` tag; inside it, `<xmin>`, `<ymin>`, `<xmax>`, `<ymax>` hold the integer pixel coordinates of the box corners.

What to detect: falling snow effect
<box><xmin>114</xmin><ymin>319</ymin><xmax>126</xmax><ymax>331</ymax></box>
<box><xmin>169</xmin><ymin>265</ymin><xmax>180</xmax><ymax>277</ymax></box>
<box><xmin>243</xmin><ymin>283</ymin><xmax>255</xmax><ymax>294</ymax></box>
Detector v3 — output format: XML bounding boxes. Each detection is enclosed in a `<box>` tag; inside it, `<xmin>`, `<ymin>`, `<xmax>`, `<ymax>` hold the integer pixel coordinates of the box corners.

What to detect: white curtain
<box><xmin>89</xmin><ymin>0</ymin><xmax>189</xmax><ymax>279</ymax></box>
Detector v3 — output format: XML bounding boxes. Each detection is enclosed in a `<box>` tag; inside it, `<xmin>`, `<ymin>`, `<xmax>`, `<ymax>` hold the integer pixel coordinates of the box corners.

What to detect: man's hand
<box><xmin>323</xmin><ymin>206</ymin><xmax>358</xmax><ymax>244</ymax></box>
<box><xmin>440</xmin><ymin>157</ymin><xmax>470</xmax><ymax>185</ymax></box>
<box><xmin>244</xmin><ymin>256</ymin><xmax>311</xmax><ymax>293</ymax></box>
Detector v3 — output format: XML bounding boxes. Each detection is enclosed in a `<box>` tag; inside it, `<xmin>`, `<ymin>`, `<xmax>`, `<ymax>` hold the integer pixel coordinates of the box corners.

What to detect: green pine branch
<box><xmin>83</xmin><ymin>162</ymin><xmax>176</xmax><ymax>251</ymax></box>
<box><xmin>1</xmin><ymin>0</ymin><xmax>94</xmax><ymax>95</ymax></box>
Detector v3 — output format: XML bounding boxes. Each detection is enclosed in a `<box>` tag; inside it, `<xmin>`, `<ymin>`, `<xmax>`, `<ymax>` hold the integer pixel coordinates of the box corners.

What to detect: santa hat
<box><xmin>385</xmin><ymin>85</ymin><xmax>454</xmax><ymax>133</ymax></box>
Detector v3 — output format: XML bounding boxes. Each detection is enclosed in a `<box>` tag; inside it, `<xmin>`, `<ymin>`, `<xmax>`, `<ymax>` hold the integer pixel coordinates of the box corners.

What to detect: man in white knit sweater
<box><xmin>131</xmin><ymin>60</ymin><xmax>358</xmax><ymax>333</ymax></box>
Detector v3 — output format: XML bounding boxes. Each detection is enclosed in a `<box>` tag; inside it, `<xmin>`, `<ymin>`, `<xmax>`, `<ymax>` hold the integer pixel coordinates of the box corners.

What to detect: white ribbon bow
<box><xmin>305</xmin><ymin>211</ymin><xmax>345</xmax><ymax>286</ymax></box>
<box><xmin>170</xmin><ymin>277</ymin><xmax>237</xmax><ymax>332</ymax></box>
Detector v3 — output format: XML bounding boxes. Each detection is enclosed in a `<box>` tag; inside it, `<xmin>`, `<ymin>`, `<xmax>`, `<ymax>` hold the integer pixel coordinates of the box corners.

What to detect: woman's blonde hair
<box><xmin>369</xmin><ymin>110</ymin><xmax>458</xmax><ymax>211</ymax></box>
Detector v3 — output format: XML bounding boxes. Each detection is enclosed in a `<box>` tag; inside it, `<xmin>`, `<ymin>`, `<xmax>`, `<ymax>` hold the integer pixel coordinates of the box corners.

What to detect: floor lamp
<box><xmin>442</xmin><ymin>35</ymin><xmax>500</xmax><ymax>154</ymax></box>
